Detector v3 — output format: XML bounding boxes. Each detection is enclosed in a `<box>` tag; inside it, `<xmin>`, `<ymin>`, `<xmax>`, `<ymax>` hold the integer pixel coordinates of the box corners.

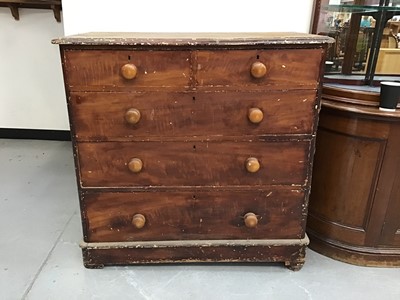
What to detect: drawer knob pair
<box><xmin>132</xmin><ymin>213</ymin><xmax>146</xmax><ymax>229</ymax></box>
<box><xmin>122</xmin><ymin>62</ymin><xmax>266</xmax><ymax>80</ymax></box>
<box><xmin>129</xmin><ymin>157</ymin><xmax>259</xmax><ymax>173</ymax></box>
<box><xmin>132</xmin><ymin>213</ymin><xmax>257</xmax><ymax>229</ymax></box>
<box><xmin>126</xmin><ymin>107</ymin><xmax>262</xmax><ymax>125</ymax></box>
<box><xmin>125</xmin><ymin>108</ymin><xmax>141</xmax><ymax>125</ymax></box>
<box><xmin>121</xmin><ymin>63</ymin><xmax>138</xmax><ymax>80</ymax></box>
<box><xmin>250</xmin><ymin>62</ymin><xmax>267</xmax><ymax>78</ymax></box>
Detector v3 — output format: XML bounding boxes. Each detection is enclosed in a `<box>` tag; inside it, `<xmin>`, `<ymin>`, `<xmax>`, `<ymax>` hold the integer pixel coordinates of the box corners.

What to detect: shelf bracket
<box><xmin>51</xmin><ymin>4</ymin><xmax>61</xmax><ymax>22</ymax></box>
<box><xmin>8</xmin><ymin>3</ymin><xmax>19</xmax><ymax>20</ymax></box>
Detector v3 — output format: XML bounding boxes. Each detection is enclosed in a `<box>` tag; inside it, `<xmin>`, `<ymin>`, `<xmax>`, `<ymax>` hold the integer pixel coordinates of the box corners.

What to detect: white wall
<box><xmin>63</xmin><ymin>0</ymin><xmax>315</xmax><ymax>35</ymax></box>
<box><xmin>0</xmin><ymin>8</ymin><xmax>67</xmax><ymax>130</ymax></box>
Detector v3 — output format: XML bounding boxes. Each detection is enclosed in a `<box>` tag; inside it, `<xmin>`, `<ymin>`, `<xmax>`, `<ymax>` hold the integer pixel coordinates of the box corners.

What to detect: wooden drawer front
<box><xmin>195</xmin><ymin>49</ymin><xmax>323</xmax><ymax>89</ymax></box>
<box><xmin>83</xmin><ymin>189</ymin><xmax>305</xmax><ymax>242</ymax></box>
<box><xmin>70</xmin><ymin>90</ymin><xmax>317</xmax><ymax>141</ymax></box>
<box><xmin>63</xmin><ymin>50</ymin><xmax>191</xmax><ymax>91</ymax></box>
<box><xmin>77</xmin><ymin>141</ymin><xmax>310</xmax><ymax>188</ymax></box>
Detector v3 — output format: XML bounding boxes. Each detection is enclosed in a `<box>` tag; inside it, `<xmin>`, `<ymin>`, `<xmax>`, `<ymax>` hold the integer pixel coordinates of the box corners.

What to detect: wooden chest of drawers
<box><xmin>53</xmin><ymin>33</ymin><xmax>332</xmax><ymax>270</ymax></box>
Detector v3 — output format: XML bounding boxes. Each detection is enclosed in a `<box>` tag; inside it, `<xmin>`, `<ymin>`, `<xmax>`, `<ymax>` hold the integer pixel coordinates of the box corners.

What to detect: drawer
<box><xmin>77</xmin><ymin>141</ymin><xmax>310</xmax><ymax>188</ymax></box>
<box><xmin>195</xmin><ymin>49</ymin><xmax>323</xmax><ymax>89</ymax></box>
<box><xmin>70</xmin><ymin>90</ymin><xmax>317</xmax><ymax>141</ymax></box>
<box><xmin>63</xmin><ymin>50</ymin><xmax>191</xmax><ymax>91</ymax></box>
<box><xmin>82</xmin><ymin>189</ymin><xmax>305</xmax><ymax>242</ymax></box>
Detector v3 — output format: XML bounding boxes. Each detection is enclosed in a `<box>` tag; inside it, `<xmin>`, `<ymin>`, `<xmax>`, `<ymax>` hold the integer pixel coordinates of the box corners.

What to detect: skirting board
<box><xmin>0</xmin><ymin>129</ymin><xmax>71</xmax><ymax>141</ymax></box>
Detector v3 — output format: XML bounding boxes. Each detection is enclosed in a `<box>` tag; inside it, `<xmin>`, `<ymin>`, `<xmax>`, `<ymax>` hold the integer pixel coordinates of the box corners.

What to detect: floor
<box><xmin>1</xmin><ymin>139</ymin><xmax>399</xmax><ymax>300</ymax></box>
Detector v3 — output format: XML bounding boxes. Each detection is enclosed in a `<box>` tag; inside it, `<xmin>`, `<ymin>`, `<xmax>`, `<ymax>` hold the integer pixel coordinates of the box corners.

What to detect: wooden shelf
<box><xmin>0</xmin><ymin>0</ymin><xmax>62</xmax><ymax>22</ymax></box>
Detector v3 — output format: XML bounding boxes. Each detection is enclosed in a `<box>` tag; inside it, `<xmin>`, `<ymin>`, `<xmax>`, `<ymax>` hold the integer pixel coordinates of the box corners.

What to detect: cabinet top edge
<box><xmin>52</xmin><ymin>32</ymin><xmax>334</xmax><ymax>46</ymax></box>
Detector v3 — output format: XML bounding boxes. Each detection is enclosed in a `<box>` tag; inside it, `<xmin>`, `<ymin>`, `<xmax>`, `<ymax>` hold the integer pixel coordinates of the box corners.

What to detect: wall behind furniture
<box><xmin>63</xmin><ymin>0</ymin><xmax>315</xmax><ymax>35</ymax></box>
<box><xmin>0</xmin><ymin>8</ymin><xmax>67</xmax><ymax>130</ymax></box>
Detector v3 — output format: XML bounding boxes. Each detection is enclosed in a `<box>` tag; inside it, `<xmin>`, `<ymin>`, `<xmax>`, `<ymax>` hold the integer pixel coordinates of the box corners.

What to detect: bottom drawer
<box><xmin>82</xmin><ymin>189</ymin><xmax>306</xmax><ymax>242</ymax></box>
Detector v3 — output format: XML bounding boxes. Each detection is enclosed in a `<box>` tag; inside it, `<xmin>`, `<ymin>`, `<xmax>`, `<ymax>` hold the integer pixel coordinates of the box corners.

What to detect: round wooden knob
<box><xmin>128</xmin><ymin>158</ymin><xmax>143</xmax><ymax>173</ymax></box>
<box><xmin>125</xmin><ymin>108</ymin><xmax>141</xmax><ymax>125</ymax></box>
<box><xmin>121</xmin><ymin>63</ymin><xmax>138</xmax><ymax>80</ymax></box>
<box><xmin>132</xmin><ymin>214</ymin><xmax>146</xmax><ymax>229</ymax></box>
<box><xmin>244</xmin><ymin>212</ymin><xmax>258</xmax><ymax>228</ymax></box>
<box><xmin>245</xmin><ymin>157</ymin><xmax>260</xmax><ymax>173</ymax></box>
<box><xmin>250</xmin><ymin>62</ymin><xmax>267</xmax><ymax>78</ymax></box>
<box><xmin>248</xmin><ymin>108</ymin><xmax>264</xmax><ymax>124</ymax></box>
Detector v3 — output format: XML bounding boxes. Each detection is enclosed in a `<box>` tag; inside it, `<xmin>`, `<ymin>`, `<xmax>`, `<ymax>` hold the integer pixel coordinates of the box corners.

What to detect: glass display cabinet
<box><xmin>313</xmin><ymin>0</ymin><xmax>400</xmax><ymax>85</ymax></box>
<box><xmin>307</xmin><ymin>0</ymin><xmax>400</xmax><ymax>267</ymax></box>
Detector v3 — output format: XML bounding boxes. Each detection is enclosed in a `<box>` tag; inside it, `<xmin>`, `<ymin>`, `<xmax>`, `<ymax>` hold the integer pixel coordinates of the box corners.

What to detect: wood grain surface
<box><xmin>69</xmin><ymin>90</ymin><xmax>318</xmax><ymax>141</ymax></box>
<box><xmin>195</xmin><ymin>49</ymin><xmax>322</xmax><ymax>89</ymax></box>
<box><xmin>63</xmin><ymin>49</ymin><xmax>323</xmax><ymax>91</ymax></box>
<box><xmin>307</xmin><ymin>86</ymin><xmax>400</xmax><ymax>266</ymax></box>
<box><xmin>63</xmin><ymin>50</ymin><xmax>191</xmax><ymax>90</ymax></box>
<box><xmin>77</xmin><ymin>140</ymin><xmax>310</xmax><ymax>188</ymax></box>
<box><xmin>82</xmin><ymin>189</ymin><xmax>305</xmax><ymax>242</ymax></box>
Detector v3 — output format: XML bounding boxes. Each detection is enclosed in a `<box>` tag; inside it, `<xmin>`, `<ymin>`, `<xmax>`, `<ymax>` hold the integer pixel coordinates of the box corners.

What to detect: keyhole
<box><xmin>192</xmin><ymin>96</ymin><xmax>196</xmax><ymax>102</ymax></box>
<box><xmin>192</xmin><ymin>195</ymin><xmax>197</xmax><ymax>200</ymax></box>
<box><xmin>256</xmin><ymin>55</ymin><xmax>260</xmax><ymax>59</ymax></box>
<box><xmin>193</xmin><ymin>145</ymin><xmax>196</xmax><ymax>150</ymax></box>
<box><xmin>128</xmin><ymin>55</ymin><xmax>131</xmax><ymax>60</ymax></box>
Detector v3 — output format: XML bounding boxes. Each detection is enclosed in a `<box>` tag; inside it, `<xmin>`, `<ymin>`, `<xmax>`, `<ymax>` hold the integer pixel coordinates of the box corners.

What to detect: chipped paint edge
<box><xmin>80</xmin><ymin>235</ymin><xmax>310</xmax><ymax>250</ymax></box>
<box><xmin>52</xmin><ymin>32</ymin><xmax>335</xmax><ymax>46</ymax></box>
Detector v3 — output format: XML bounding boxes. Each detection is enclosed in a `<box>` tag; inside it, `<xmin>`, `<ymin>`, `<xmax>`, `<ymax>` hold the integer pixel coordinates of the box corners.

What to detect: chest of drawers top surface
<box><xmin>55</xmin><ymin>33</ymin><xmax>331</xmax><ymax>270</ymax></box>
<box><xmin>52</xmin><ymin>32</ymin><xmax>333</xmax><ymax>46</ymax></box>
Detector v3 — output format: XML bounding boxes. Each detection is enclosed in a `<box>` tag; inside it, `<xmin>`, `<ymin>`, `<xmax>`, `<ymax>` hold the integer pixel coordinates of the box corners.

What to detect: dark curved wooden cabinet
<box><xmin>307</xmin><ymin>85</ymin><xmax>400</xmax><ymax>267</ymax></box>
<box><xmin>53</xmin><ymin>33</ymin><xmax>332</xmax><ymax>270</ymax></box>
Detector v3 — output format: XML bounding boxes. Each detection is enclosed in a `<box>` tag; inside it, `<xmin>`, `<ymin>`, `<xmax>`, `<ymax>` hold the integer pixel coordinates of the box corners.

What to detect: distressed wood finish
<box><xmin>70</xmin><ymin>90</ymin><xmax>318</xmax><ymax>141</ymax></box>
<box><xmin>195</xmin><ymin>49</ymin><xmax>322</xmax><ymax>89</ymax></box>
<box><xmin>83</xmin><ymin>189</ymin><xmax>306</xmax><ymax>242</ymax></box>
<box><xmin>63</xmin><ymin>50</ymin><xmax>191</xmax><ymax>90</ymax></box>
<box><xmin>54</xmin><ymin>32</ymin><xmax>332</xmax><ymax>270</ymax></box>
<box><xmin>81</xmin><ymin>241</ymin><xmax>308</xmax><ymax>270</ymax></box>
<box><xmin>63</xmin><ymin>49</ymin><xmax>322</xmax><ymax>92</ymax></box>
<box><xmin>307</xmin><ymin>86</ymin><xmax>400</xmax><ymax>267</ymax></box>
<box><xmin>52</xmin><ymin>32</ymin><xmax>333</xmax><ymax>46</ymax></box>
<box><xmin>77</xmin><ymin>140</ymin><xmax>310</xmax><ymax>188</ymax></box>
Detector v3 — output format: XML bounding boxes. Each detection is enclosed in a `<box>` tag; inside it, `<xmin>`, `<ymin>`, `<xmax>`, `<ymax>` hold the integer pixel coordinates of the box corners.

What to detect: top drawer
<box><xmin>63</xmin><ymin>50</ymin><xmax>191</xmax><ymax>91</ymax></box>
<box><xmin>62</xmin><ymin>48</ymin><xmax>323</xmax><ymax>92</ymax></box>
